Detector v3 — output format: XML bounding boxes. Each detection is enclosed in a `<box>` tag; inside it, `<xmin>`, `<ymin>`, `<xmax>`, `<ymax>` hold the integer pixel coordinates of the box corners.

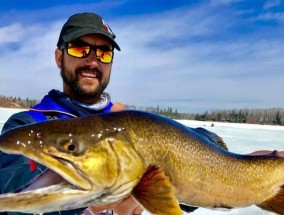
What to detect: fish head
<box><xmin>0</xmin><ymin>116</ymin><xmax>145</xmax><ymax>196</ymax></box>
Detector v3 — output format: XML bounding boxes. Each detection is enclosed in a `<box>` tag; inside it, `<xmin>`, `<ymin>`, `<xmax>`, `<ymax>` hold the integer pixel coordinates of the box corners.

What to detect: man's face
<box><xmin>55</xmin><ymin>34</ymin><xmax>113</xmax><ymax>104</ymax></box>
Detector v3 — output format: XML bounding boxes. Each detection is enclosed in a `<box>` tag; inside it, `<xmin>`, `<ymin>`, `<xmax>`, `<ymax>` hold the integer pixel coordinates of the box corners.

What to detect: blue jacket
<box><xmin>0</xmin><ymin>89</ymin><xmax>113</xmax><ymax>215</ymax></box>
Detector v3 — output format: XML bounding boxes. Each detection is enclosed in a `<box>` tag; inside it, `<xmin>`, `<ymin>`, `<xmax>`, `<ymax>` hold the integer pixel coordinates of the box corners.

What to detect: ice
<box><xmin>0</xmin><ymin>108</ymin><xmax>282</xmax><ymax>214</ymax></box>
<box><xmin>178</xmin><ymin>119</ymin><xmax>284</xmax><ymax>154</ymax></box>
<box><xmin>0</xmin><ymin>107</ymin><xmax>23</xmax><ymax>125</ymax></box>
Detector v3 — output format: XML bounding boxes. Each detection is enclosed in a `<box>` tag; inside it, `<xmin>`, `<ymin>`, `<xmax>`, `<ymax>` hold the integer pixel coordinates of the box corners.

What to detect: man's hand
<box><xmin>87</xmin><ymin>196</ymin><xmax>143</xmax><ymax>215</ymax></box>
<box><xmin>110</xmin><ymin>102</ymin><xmax>125</xmax><ymax>112</ymax></box>
<box><xmin>249</xmin><ymin>150</ymin><xmax>284</xmax><ymax>157</ymax></box>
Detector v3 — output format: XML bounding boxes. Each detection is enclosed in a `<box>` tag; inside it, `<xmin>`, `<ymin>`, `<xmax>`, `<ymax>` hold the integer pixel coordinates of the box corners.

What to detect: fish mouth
<box><xmin>2</xmin><ymin>168</ymin><xmax>139</xmax><ymax>214</ymax></box>
<box><xmin>20</xmin><ymin>167</ymin><xmax>138</xmax><ymax>197</ymax></box>
<box><xmin>26</xmin><ymin>150</ymin><xmax>95</xmax><ymax>191</ymax></box>
<box><xmin>48</xmin><ymin>154</ymin><xmax>93</xmax><ymax>190</ymax></box>
<box><xmin>22</xmin><ymin>156</ymin><xmax>140</xmax><ymax>204</ymax></box>
<box><xmin>4</xmin><ymin>169</ymin><xmax>104</xmax><ymax>213</ymax></box>
<box><xmin>16</xmin><ymin>168</ymin><xmax>72</xmax><ymax>193</ymax></box>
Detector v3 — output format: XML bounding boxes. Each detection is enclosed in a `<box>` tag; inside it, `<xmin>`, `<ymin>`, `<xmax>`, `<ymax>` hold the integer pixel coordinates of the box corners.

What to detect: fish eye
<box><xmin>57</xmin><ymin>139</ymin><xmax>81</xmax><ymax>154</ymax></box>
<box><xmin>64</xmin><ymin>141</ymin><xmax>77</xmax><ymax>152</ymax></box>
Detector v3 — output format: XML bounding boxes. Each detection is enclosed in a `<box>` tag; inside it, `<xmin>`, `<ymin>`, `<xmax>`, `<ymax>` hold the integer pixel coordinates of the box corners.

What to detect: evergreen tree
<box><xmin>276</xmin><ymin>110</ymin><xmax>282</xmax><ymax>125</ymax></box>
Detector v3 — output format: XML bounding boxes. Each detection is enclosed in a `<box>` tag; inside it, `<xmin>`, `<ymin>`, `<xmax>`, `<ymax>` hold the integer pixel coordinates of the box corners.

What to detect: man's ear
<box><xmin>55</xmin><ymin>48</ymin><xmax>63</xmax><ymax>69</ymax></box>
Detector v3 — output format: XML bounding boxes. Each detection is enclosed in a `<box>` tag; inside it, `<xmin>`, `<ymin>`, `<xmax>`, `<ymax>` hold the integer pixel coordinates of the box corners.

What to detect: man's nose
<box><xmin>85</xmin><ymin>49</ymin><xmax>100</xmax><ymax>65</ymax></box>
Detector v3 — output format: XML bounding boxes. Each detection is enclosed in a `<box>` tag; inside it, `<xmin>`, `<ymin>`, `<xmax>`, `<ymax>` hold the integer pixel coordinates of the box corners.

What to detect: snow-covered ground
<box><xmin>0</xmin><ymin>107</ymin><xmax>24</xmax><ymax>125</ymax></box>
<box><xmin>0</xmin><ymin>107</ymin><xmax>283</xmax><ymax>215</ymax></box>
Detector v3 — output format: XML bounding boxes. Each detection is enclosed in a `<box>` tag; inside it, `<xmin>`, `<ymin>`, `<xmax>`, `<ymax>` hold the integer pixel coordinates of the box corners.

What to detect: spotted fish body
<box><xmin>0</xmin><ymin>110</ymin><xmax>283</xmax><ymax>214</ymax></box>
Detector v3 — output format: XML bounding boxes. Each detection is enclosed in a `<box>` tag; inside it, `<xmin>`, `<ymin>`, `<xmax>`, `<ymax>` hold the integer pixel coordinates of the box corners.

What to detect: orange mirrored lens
<box><xmin>67</xmin><ymin>44</ymin><xmax>90</xmax><ymax>58</ymax></box>
<box><xmin>96</xmin><ymin>49</ymin><xmax>113</xmax><ymax>63</ymax></box>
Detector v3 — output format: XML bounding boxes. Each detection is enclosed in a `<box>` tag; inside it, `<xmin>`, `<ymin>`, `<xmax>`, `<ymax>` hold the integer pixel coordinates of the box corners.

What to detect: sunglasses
<box><xmin>62</xmin><ymin>40</ymin><xmax>114</xmax><ymax>64</ymax></box>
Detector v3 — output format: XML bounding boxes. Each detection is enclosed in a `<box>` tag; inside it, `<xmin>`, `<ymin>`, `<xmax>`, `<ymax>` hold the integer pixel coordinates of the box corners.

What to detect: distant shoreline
<box><xmin>178</xmin><ymin>119</ymin><xmax>284</xmax><ymax>131</ymax></box>
<box><xmin>1</xmin><ymin>107</ymin><xmax>283</xmax><ymax>131</ymax></box>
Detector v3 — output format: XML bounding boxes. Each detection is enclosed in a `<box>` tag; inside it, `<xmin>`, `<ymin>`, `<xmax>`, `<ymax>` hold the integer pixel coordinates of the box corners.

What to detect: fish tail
<box><xmin>257</xmin><ymin>185</ymin><xmax>284</xmax><ymax>215</ymax></box>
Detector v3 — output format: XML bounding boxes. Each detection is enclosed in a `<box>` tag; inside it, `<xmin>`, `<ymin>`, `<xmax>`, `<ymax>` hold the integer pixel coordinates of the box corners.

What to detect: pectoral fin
<box><xmin>257</xmin><ymin>185</ymin><xmax>284</xmax><ymax>215</ymax></box>
<box><xmin>132</xmin><ymin>165</ymin><xmax>182</xmax><ymax>215</ymax></box>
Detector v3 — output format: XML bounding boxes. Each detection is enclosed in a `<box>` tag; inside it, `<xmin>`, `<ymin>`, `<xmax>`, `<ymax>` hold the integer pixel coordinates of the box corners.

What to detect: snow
<box><xmin>0</xmin><ymin>107</ymin><xmax>23</xmax><ymax>125</ymax></box>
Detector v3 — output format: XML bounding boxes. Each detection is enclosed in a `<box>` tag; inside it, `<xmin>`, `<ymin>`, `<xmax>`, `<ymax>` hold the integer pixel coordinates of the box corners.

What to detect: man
<box><xmin>1</xmin><ymin>12</ymin><xmax>283</xmax><ymax>215</ymax></box>
<box><xmin>0</xmin><ymin>12</ymin><xmax>142</xmax><ymax>215</ymax></box>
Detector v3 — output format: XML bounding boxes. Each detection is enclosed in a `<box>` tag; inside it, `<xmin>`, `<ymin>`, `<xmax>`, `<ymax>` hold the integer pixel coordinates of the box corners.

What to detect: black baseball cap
<box><xmin>57</xmin><ymin>12</ymin><xmax>120</xmax><ymax>51</ymax></box>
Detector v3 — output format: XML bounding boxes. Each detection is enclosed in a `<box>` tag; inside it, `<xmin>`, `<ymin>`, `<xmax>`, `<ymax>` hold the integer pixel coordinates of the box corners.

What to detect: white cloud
<box><xmin>108</xmin><ymin>6</ymin><xmax>284</xmax><ymax>112</ymax></box>
<box><xmin>263</xmin><ymin>0</ymin><xmax>282</xmax><ymax>10</ymax></box>
<box><xmin>0</xmin><ymin>21</ymin><xmax>63</xmax><ymax>99</ymax></box>
<box><xmin>209</xmin><ymin>0</ymin><xmax>244</xmax><ymax>6</ymax></box>
<box><xmin>252</xmin><ymin>12</ymin><xmax>284</xmax><ymax>23</ymax></box>
<box><xmin>0</xmin><ymin>24</ymin><xmax>25</xmax><ymax>44</ymax></box>
<box><xmin>1</xmin><ymin>2</ymin><xmax>284</xmax><ymax>113</ymax></box>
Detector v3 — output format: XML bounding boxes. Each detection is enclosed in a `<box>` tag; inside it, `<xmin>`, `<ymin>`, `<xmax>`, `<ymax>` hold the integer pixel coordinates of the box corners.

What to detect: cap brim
<box><xmin>62</xmin><ymin>28</ymin><xmax>121</xmax><ymax>51</ymax></box>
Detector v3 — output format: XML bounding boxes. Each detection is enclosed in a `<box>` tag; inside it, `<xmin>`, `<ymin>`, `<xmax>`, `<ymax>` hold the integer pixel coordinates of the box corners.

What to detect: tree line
<box><xmin>0</xmin><ymin>96</ymin><xmax>38</xmax><ymax>108</ymax></box>
<box><xmin>127</xmin><ymin>105</ymin><xmax>284</xmax><ymax>126</ymax></box>
<box><xmin>1</xmin><ymin>96</ymin><xmax>283</xmax><ymax>126</ymax></box>
<box><xmin>126</xmin><ymin>105</ymin><xmax>181</xmax><ymax>119</ymax></box>
<box><xmin>193</xmin><ymin>108</ymin><xmax>283</xmax><ymax>125</ymax></box>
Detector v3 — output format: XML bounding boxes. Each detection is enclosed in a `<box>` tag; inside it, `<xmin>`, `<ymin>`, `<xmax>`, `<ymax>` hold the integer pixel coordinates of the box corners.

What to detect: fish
<box><xmin>0</xmin><ymin>110</ymin><xmax>283</xmax><ymax>214</ymax></box>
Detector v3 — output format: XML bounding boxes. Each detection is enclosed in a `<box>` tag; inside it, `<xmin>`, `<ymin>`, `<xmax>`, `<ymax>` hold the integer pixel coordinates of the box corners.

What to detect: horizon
<box><xmin>1</xmin><ymin>94</ymin><xmax>284</xmax><ymax>116</ymax></box>
<box><xmin>0</xmin><ymin>0</ymin><xmax>284</xmax><ymax>113</ymax></box>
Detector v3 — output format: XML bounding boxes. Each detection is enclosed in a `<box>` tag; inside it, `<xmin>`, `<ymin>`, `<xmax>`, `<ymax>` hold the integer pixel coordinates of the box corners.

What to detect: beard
<box><xmin>60</xmin><ymin>58</ymin><xmax>110</xmax><ymax>102</ymax></box>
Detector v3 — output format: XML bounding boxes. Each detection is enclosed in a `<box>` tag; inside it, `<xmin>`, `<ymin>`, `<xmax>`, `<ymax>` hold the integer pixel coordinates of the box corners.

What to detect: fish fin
<box><xmin>179</xmin><ymin>203</ymin><xmax>199</xmax><ymax>212</ymax></box>
<box><xmin>196</xmin><ymin>127</ymin><xmax>228</xmax><ymax>150</ymax></box>
<box><xmin>132</xmin><ymin>165</ymin><xmax>182</xmax><ymax>215</ymax></box>
<box><xmin>257</xmin><ymin>185</ymin><xmax>284</xmax><ymax>214</ymax></box>
<box><xmin>215</xmin><ymin>137</ymin><xmax>228</xmax><ymax>151</ymax></box>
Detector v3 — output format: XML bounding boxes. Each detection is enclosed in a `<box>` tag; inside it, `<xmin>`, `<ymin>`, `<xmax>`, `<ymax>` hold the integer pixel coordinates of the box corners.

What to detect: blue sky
<box><xmin>0</xmin><ymin>0</ymin><xmax>283</xmax><ymax>113</ymax></box>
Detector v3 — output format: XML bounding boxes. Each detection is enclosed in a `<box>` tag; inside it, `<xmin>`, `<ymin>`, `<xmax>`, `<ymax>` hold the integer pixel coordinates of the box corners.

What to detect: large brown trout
<box><xmin>0</xmin><ymin>110</ymin><xmax>283</xmax><ymax>214</ymax></box>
